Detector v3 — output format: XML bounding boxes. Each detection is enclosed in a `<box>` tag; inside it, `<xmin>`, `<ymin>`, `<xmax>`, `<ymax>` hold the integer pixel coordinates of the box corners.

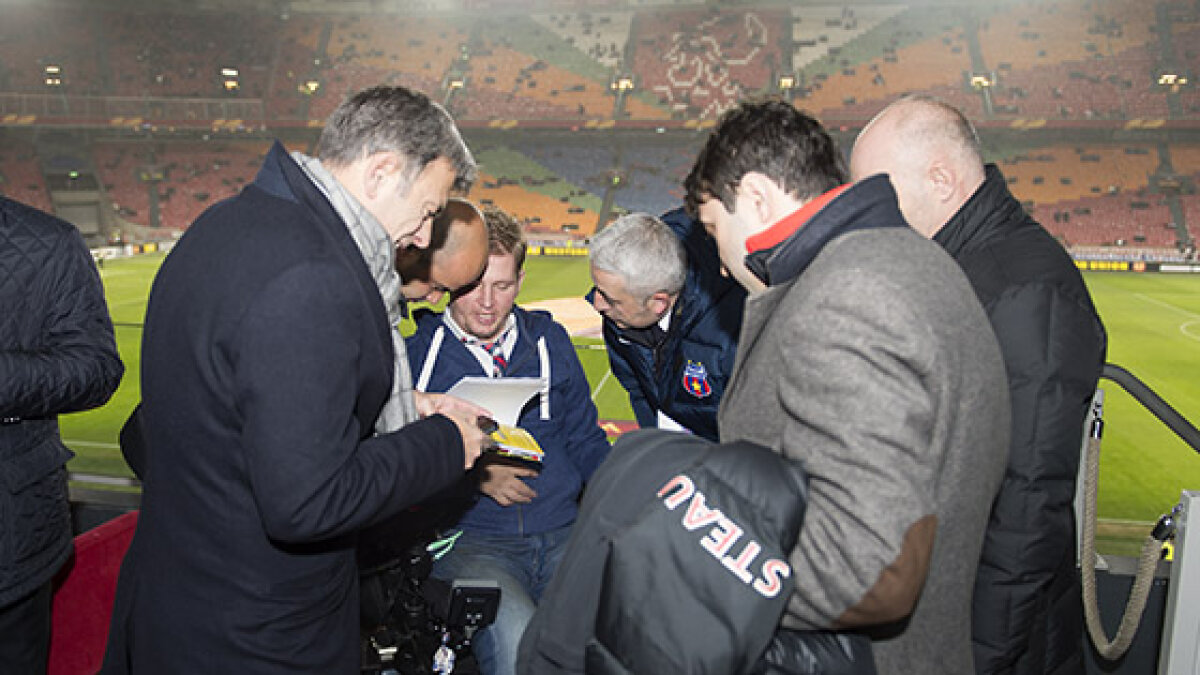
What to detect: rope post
<box><xmin>1079</xmin><ymin>396</ymin><xmax>1173</xmax><ymax>661</ymax></box>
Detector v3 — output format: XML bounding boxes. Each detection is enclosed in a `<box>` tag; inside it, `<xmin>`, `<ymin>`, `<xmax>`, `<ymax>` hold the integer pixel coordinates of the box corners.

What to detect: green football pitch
<box><xmin>62</xmin><ymin>252</ymin><xmax>1200</xmax><ymax>552</ymax></box>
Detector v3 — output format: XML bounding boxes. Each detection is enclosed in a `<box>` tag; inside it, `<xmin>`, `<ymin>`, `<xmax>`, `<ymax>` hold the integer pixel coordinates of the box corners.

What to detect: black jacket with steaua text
<box><xmin>517</xmin><ymin>428</ymin><xmax>876</xmax><ymax>675</ymax></box>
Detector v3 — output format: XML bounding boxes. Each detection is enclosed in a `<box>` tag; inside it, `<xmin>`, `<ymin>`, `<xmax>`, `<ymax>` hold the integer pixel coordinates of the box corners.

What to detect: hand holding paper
<box><xmin>445</xmin><ymin>377</ymin><xmax>548</xmax><ymax>469</ymax></box>
<box><xmin>413</xmin><ymin>391</ymin><xmax>492</xmax><ymax>469</ymax></box>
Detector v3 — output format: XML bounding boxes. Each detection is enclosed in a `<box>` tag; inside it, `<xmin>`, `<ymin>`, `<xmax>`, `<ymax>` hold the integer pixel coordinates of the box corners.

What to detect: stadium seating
<box><xmin>999</xmin><ymin>144</ymin><xmax>1160</xmax><ymax>205</ymax></box>
<box><xmin>530</xmin><ymin>11</ymin><xmax>634</xmax><ymax>70</ymax></box>
<box><xmin>608</xmin><ymin>144</ymin><xmax>696</xmax><ymax>215</ymax></box>
<box><xmin>301</xmin><ymin>13</ymin><xmax>467</xmax><ymax>121</ymax></box>
<box><xmin>1032</xmin><ymin>195</ymin><xmax>1178</xmax><ymax>247</ymax></box>
<box><xmin>0</xmin><ymin>6</ymin><xmax>104</xmax><ymax>96</ymax></box>
<box><xmin>794</xmin><ymin>6</ymin><xmax>973</xmax><ymax>120</ymax></box>
<box><xmin>470</xmin><ymin>145</ymin><xmax>601</xmax><ymax>235</ymax></box>
<box><xmin>791</xmin><ymin>5</ymin><xmax>906</xmax><ymax>71</ymax></box>
<box><xmin>510</xmin><ymin>141</ymin><xmax>696</xmax><ymax>215</ymax></box>
<box><xmin>978</xmin><ymin>0</ymin><xmax>1155</xmax><ymax>74</ymax></box>
<box><xmin>0</xmin><ymin>139</ymin><xmax>53</xmax><ymax>213</ymax></box>
<box><xmin>92</xmin><ymin>143</ymin><xmax>155</xmax><ymax>229</ymax></box>
<box><xmin>1</xmin><ymin>0</ymin><xmax>1198</xmax><ymax>257</ymax></box>
<box><xmin>451</xmin><ymin>16</ymin><xmax>669</xmax><ymax>121</ymax></box>
<box><xmin>103</xmin><ymin>10</ymin><xmax>276</xmax><ymax>99</ymax></box>
<box><xmin>0</xmin><ymin>1</ymin><xmax>1194</xmax><ymax>127</ymax></box>
<box><xmin>152</xmin><ymin>142</ymin><xmax>268</xmax><ymax>229</ymax></box>
<box><xmin>994</xmin><ymin>143</ymin><xmax>1184</xmax><ymax>249</ymax></box>
<box><xmin>90</xmin><ymin>141</ymin><xmax>268</xmax><ymax>230</ymax></box>
<box><xmin>630</xmin><ymin>7</ymin><xmax>786</xmax><ymax>119</ymax></box>
<box><xmin>264</xmin><ymin>15</ymin><xmax>327</xmax><ymax>120</ymax></box>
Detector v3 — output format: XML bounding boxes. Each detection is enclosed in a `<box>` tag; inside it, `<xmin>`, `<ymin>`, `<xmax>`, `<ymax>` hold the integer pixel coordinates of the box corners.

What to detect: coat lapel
<box><xmin>270</xmin><ymin>145</ymin><xmax>394</xmax><ymax>364</ymax></box>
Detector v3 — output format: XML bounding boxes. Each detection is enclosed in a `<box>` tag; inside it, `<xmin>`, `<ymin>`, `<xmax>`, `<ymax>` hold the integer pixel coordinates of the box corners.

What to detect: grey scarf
<box><xmin>293</xmin><ymin>152</ymin><xmax>418</xmax><ymax>434</ymax></box>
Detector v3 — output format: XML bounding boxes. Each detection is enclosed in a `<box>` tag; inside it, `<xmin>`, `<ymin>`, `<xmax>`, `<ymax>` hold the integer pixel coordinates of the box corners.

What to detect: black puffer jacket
<box><xmin>934</xmin><ymin>166</ymin><xmax>1106</xmax><ymax>675</ymax></box>
<box><xmin>0</xmin><ymin>196</ymin><xmax>123</xmax><ymax>606</ymax></box>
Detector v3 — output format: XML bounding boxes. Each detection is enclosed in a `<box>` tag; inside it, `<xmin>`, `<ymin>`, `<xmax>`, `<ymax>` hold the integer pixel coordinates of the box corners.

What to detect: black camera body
<box><xmin>360</xmin><ymin>542</ymin><xmax>500</xmax><ymax>675</ymax></box>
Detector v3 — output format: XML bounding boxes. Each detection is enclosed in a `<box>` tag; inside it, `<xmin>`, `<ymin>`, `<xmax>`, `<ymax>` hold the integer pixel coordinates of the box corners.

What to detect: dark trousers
<box><xmin>0</xmin><ymin>580</ymin><xmax>53</xmax><ymax>674</ymax></box>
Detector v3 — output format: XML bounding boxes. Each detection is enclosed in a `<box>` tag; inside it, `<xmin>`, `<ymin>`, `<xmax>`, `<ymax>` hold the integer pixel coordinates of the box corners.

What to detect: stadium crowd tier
<box><xmin>0</xmin><ymin>138</ymin><xmax>52</xmax><ymax>214</ymax></box>
<box><xmin>1</xmin><ymin>0</ymin><xmax>1199</xmax><ymax>257</ymax></box>
<box><xmin>90</xmin><ymin>141</ymin><xmax>268</xmax><ymax>231</ymax></box>
<box><xmin>629</xmin><ymin>6</ymin><xmax>787</xmax><ymax>119</ymax></box>
<box><xmin>1</xmin><ymin>0</ymin><xmax>1197</xmax><ymax>126</ymax></box>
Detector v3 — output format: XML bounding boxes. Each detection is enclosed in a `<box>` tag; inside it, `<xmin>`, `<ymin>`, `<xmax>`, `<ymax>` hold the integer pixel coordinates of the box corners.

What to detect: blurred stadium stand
<box><xmin>0</xmin><ymin>0</ymin><xmax>1197</xmax><ymax>258</ymax></box>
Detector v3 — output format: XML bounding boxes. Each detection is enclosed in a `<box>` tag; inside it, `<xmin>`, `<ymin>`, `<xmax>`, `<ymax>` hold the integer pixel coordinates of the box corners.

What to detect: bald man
<box><xmin>357</xmin><ymin>197</ymin><xmax>488</xmax><ymax>578</ymax></box>
<box><xmin>852</xmin><ymin>95</ymin><xmax>1107</xmax><ymax>675</ymax></box>
<box><xmin>398</xmin><ymin>196</ymin><xmax>488</xmax><ymax>304</ymax></box>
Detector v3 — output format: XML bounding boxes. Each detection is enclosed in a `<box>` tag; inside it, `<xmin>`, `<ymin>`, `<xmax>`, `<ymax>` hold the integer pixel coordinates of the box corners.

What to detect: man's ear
<box><xmin>927</xmin><ymin>159</ymin><xmax>956</xmax><ymax>204</ymax></box>
<box><xmin>738</xmin><ymin>171</ymin><xmax>778</xmax><ymax>224</ymax></box>
<box><xmin>362</xmin><ymin>151</ymin><xmax>402</xmax><ymax>201</ymax></box>
<box><xmin>647</xmin><ymin>290</ymin><xmax>673</xmax><ymax>317</ymax></box>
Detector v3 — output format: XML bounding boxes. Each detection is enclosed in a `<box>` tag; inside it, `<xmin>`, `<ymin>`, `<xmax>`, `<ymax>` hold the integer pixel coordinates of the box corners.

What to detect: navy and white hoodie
<box><xmin>406</xmin><ymin>306</ymin><xmax>612</xmax><ymax>536</ymax></box>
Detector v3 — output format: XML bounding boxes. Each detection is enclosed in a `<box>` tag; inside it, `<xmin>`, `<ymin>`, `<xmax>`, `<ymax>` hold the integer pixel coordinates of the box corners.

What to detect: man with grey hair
<box><xmin>102</xmin><ymin>85</ymin><xmax>491</xmax><ymax>675</ymax></box>
<box><xmin>852</xmin><ymin>94</ymin><xmax>1106</xmax><ymax>675</ymax></box>
<box><xmin>587</xmin><ymin>208</ymin><xmax>744</xmax><ymax>441</ymax></box>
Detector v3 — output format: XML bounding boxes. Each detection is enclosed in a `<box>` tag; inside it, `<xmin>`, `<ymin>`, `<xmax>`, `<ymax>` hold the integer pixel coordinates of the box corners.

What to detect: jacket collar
<box><xmin>252</xmin><ymin>141</ymin><xmax>300</xmax><ymax>202</ymax></box>
<box><xmin>934</xmin><ymin>163</ymin><xmax>1030</xmax><ymax>257</ymax></box>
<box><xmin>445</xmin><ymin>305</ymin><xmax>544</xmax><ymax>374</ymax></box>
<box><xmin>588</xmin><ymin>209</ymin><xmax>716</xmax><ymax>347</ymax></box>
<box><xmin>744</xmin><ymin>174</ymin><xmax>907</xmax><ymax>286</ymax></box>
<box><xmin>252</xmin><ymin>141</ymin><xmax>394</xmax><ymax>363</ymax></box>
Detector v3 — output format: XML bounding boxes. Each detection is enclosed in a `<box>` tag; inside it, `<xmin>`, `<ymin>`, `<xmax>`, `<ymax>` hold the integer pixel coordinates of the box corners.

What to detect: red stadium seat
<box><xmin>48</xmin><ymin>511</ymin><xmax>140</xmax><ymax>675</ymax></box>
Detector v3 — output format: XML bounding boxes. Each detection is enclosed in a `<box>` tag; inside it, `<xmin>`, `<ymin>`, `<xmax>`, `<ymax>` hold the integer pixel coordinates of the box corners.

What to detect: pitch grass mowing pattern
<box><xmin>62</xmin><ymin>254</ymin><xmax>1200</xmax><ymax>552</ymax></box>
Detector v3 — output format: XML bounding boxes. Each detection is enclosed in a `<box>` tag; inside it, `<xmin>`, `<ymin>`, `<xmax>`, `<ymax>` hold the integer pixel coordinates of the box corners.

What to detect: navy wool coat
<box><xmin>102</xmin><ymin>143</ymin><xmax>464</xmax><ymax>674</ymax></box>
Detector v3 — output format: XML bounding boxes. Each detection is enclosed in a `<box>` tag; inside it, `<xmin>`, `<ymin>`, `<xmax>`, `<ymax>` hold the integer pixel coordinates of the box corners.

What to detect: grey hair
<box><xmin>317</xmin><ymin>85</ymin><xmax>476</xmax><ymax>193</ymax></box>
<box><xmin>589</xmin><ymin>213</ymin><xmax>686</xmax><ymax>300</ymax></box>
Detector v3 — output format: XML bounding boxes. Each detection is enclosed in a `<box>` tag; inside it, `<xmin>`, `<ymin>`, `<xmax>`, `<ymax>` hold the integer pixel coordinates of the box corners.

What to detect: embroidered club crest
<box><xmin>682</xmin><ymin>360</ymin><xmax>713</xmax><ymax>398</ymax></box>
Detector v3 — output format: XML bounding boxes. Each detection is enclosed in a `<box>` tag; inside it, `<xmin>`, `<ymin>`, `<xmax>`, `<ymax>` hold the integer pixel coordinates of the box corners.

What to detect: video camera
<box><xmin>360</xmin><ymin>540</ymin><xmax>500</xmax><ymax>675</ymax></box>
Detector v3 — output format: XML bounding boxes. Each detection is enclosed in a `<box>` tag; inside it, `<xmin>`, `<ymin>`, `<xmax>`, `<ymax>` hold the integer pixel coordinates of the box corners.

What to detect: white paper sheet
<box><xmin>444</xmin><ymin>377</ymin><xmax>545</xmax><ymax>427</ymax></box>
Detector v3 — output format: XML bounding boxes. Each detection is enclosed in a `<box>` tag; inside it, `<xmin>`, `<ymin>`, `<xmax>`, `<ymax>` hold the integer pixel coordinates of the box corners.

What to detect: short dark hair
<box><xmin>317</xmin><ymin>85</ymin><xmax>476</xmax><ymax>193</ymax></box>
<box><xmin>482</xmin><ymin>207</ymin><xmax>527</xmax><ymax>270</ymax></box>
<box><xmin>684</xmin><ymin>98</ymin><xmax>847</xmax><ymax>215</ymax></box>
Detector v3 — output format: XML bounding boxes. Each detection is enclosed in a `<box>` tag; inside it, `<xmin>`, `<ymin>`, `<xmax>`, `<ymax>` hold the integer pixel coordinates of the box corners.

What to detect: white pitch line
<box><xmin>68</xmin><ymin>472</ymin><xmax>138</xmax><ymax>487</ymax></box>
<box><xmin>591</xmin><ymin>368</ymin><xmax>613</xmax><ymax>401</ymax></box>
<box><xmin>1181</xmin><ymin>320</ymin><xmax>1200</xmax><ymax>343</ymax></box>
<box><xmin>1133</xmin><ymin>292</ymin><xmax>1200</xmax><ymax>319</ymax></box>
<box><xmin>64</xmin><ymin>440</ymin><xmax>120</xmax><ymax>449</ymax></box>
<box><xmin>1132</xmin><ymin>293</ymin><xmax>1200</xmax><ymax>343</ymax></box>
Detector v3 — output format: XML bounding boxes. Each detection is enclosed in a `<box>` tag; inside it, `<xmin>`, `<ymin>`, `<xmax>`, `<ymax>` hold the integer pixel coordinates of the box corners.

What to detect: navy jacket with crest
<box><xmin>591</xmin><ymin>208</ymin><xmax>744</xmax><ymax>442</ymax></box>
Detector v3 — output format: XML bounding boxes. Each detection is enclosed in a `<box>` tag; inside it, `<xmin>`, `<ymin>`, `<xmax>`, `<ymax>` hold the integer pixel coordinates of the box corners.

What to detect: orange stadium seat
<box><xmin>472</xmin><ymin>177</ymin><xmax>598</xmax><ymax>236</ymax></box>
